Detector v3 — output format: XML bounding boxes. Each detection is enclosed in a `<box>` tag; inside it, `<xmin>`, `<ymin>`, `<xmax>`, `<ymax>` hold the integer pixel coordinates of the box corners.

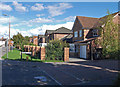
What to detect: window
<box><xmin>69</xmin><ymin>44</ymin><xmax>75</xmax><ymax>52</ymax></box>
<box><xmin>93</xmin><ymin>32</ymin><xmax>98</xmax><ymax>36</ymax></box>
<box><xmin>93</xmin><ymin>31</ymin><xmax>98</xmax><ymax>36</ymax></box>
<box><xmin>74</xmin><ymin>31</ymin><xmax>78</xmax><ymax>37</ymax></box>
<box><xmin>75</xmin><ymin>45</ymin><xmax>78</xmax><ymax>53</ymax></box>
<box><xmin>93</xmin><ymin>30</ymin><xmax>98</xmax><ymax>36</ymax></box>
<box><xmin>79</xmin><ymin>30</ymin><xmax>82</xmax><ymax>37</ymax></box>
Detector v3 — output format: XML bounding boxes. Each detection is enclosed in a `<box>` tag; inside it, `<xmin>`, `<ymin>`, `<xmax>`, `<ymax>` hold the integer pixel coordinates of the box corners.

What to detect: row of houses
<box><xmin>0</xmin><ymin>37</ymin><xmax>13</xmax><ymax>47</ymax></box>
<box><xmin>30</xmin><ymin>12</ymin><xmax>119</xmax><ymax>60</ymax></box>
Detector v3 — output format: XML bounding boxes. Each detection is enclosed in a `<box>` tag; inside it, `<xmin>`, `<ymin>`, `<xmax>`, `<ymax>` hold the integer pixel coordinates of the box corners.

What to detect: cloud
<box><xmin>46</xmin><ymin>3</ymin><xmax>73</xmax><ymax>17</ymax></box>
<box><xmin>0</xmin><ymin>3</ymin><xmax>12</xmax><ymax>11</ymax></box>
<box><xmin>12</xmin><ymin>1</ymin><xmax>27</xmax><ymax>12</ymax></box>
<box><xmin>29</xmin><ymin>17</ymin><xmax>53</xmax><ymax>23</ymax></box>
<box><xmin>31</xmin><ymin>3</ymin><xmax>44</xmax><ymax>11</ymax></box>
<box><xmin>0</xmin><ymin>16</ymin><xmax>17</xmax><ymax>24</ymax></box>
<box><xmin>36</xmin><ymin>14</ymin><xmax>45</xmax><ymax>17</ymax></box>
<box><xmin>56</xmin><ymin>16</ymin><xmax>76</xmax><ymax>22</ymax></box>
<box><xmin>0</xmin><ymin>24</ymin><xmax>20</xmax><ymax>38</ymax></box>
<box><xmin>0</xmin><ymin>22</ymin><xmax>74</xmax><ymax>38</ymax></box>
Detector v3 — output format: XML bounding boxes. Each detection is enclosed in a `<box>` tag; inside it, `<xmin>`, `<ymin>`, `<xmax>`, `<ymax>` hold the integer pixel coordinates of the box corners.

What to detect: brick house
<box><xmin>0</xmin><ymin>37</ymin><xmax>7</xmax><ymax>47</ymax></box>
<box><xmin>38</xmin><ymin>35</ymin><xmax>46</xmax><ymax>47</ymax></box>
<box><xmin>45</xmin><ymin>27</ymin><xmax>73</xmax><ymax>42</ymax></box>
<box><xmin>8</xmin><ymin>40</ymin><xmax>14</xmax><ymax>46</ymax></box>
<box><xmin>29</xmin><ymin>37</ymin><xmax>33</xmax><ymax>43</ymax></box>
<box><xmin>30</xmin><ymin>36</ymin><xmax>38</xmax><ymax>45</ymax></box>
<box><xmin>72</xmin><ymin>12</ymin><xmax>119</xmax><ymax>59</ymax></box>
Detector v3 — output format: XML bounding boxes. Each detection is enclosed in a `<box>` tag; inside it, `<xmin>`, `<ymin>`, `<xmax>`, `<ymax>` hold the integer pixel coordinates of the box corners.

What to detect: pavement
<box><xmin>2</xmin><ymin>59</ymin><xmax>120</xmax><ymax>86</ymax></box>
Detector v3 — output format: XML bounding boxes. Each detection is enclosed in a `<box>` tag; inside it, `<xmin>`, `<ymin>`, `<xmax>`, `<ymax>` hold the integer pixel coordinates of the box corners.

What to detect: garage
<box><xmin>80</xmin><ymin>45</ymin><xmax>86</xmax><ymax>59</ymax></box>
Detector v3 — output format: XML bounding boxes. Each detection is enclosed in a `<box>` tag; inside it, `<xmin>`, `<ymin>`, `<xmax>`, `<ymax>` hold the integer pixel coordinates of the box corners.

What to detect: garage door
<box><xmin>80</xmin><ymin>45</ymin><xmax>86</xmax><ymax>59</ymax></box>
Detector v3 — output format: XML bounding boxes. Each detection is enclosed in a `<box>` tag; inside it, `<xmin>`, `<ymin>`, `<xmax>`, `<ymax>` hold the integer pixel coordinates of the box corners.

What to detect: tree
<box><xmin>13</xmin><ymin>33</ymin><xmax>31</xmax><ymax>51</ymax></box>
<box><xmin>45</xmin><ymin>39</ymin><xmax>69</xmax><ymax>60</ymax></box>
<box><xmin>95</xmin><ymin>11</ymin><xmax>119</xmax><ymax>59</ymax></box>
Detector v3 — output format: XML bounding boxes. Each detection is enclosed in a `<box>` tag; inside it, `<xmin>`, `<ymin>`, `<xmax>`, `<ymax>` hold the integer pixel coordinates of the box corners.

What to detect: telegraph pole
<box><xmin>3</xmin><ymin>14</ymin><xmax>11</xmax><ymax>52</ymax></box>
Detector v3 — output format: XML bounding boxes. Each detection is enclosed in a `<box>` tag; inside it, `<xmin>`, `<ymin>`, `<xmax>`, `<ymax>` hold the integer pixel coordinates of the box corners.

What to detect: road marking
<box><xmin>48</xmin><ymin>64</ymin><xmax>85</xmax><ymax>82</ymax></box>
<box><xmin>38</xmin><ymin>67</ymin><xmax>62</xmax><ymax>86</ymax></box>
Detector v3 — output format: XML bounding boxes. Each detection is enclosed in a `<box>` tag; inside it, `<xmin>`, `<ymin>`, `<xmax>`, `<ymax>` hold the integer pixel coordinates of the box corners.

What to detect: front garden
<box><xmin>1</xmin><ymin>48</ymin><xmax>64</xmax><ymax>62</ymax></box>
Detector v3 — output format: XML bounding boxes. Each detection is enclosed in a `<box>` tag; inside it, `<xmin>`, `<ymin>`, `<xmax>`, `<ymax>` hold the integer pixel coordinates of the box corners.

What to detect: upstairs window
<box><xmin>74</xmin><ymin>31</ymin><xmax>78</xmax><ymax>37</ymax></box>
<box><xmin>79</xmin><ymin>30</ymin><xmax>82</xmax><ymax>37</ymax></box>
<box><xmin>93</xmin><ymin>30</ymin><xmax>98</xmax><ymax>36</ymax></box>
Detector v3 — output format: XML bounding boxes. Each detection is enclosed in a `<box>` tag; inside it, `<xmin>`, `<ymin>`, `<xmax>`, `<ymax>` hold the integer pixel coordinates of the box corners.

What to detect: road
<box><xmin>2</xmin><ymin>59</ymin><xmax>119</xmax><ymax>86</ymax></box>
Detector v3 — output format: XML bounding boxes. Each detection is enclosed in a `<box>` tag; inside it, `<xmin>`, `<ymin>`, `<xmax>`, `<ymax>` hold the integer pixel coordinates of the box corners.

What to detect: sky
<box><xmin>0</xmin><ymin>1</ymin><xmax>118</xmax><ymax>38</ymax></box>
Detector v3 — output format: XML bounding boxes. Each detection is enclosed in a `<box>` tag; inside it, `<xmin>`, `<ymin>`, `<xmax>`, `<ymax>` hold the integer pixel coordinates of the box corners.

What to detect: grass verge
<box><xmin>1</xmin><ymin>49</ymin><xmax>64</xmax><ymax>62</ymax></box>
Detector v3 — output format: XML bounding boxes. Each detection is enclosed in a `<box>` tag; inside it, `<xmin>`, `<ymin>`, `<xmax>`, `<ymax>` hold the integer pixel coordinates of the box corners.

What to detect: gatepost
<box><xmin>64</xmin><ymin>47</ymin><xmax>69</xmax><ymax>62</ymax></box>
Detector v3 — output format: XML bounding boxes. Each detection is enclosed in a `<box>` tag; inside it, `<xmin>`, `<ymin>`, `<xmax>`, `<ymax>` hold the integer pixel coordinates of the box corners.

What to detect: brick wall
<box><xmin>54</xmin><ymin>33</ymin><xmax>69</xmax><ymax>40</ymax></box>
<box><xmin>40</xmin><ymin>47</ymin><xmax>46</xmax><ymax>60</ymax></box>
<box><xmin>64</xmin><ymin>47</ymin><xmax>69</xmax><ymax>62</ymax></box>
<box><xmin>24</xmin><ymin>45</ymin><xmax>69</xmax><ymax>62</ymax></box>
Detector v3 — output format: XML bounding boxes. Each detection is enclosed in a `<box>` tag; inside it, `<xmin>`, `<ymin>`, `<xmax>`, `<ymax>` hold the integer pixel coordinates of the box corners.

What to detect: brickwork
<box><xmin>64</xmin><ymin>47</ymin><xmax>69</xmax><ymax>62</ymax></box>
<box><xmin>40</xmin><ymin>47</ymin><xmax>46</xmax><ymax>60</ymax></box>
<box><xmin>24</xmin><ymin>45</ymin><xmax>69</xmax><ymax>62</ymax></box>
<box><xmin>32</xmin><ymin>46</ymin><xmax>35</xmax><ymax>56</ymax></box>
<box><xmin>54</xmin><ymin>34</ymin><xmax>69</xmax><ymax>40</ymax></box>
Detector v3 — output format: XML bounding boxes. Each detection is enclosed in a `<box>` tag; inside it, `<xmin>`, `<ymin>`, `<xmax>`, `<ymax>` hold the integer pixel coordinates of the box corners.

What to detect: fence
<box><xmin>0</xmin><ymin>46</ymin><xmax>8</xmax><ymax>58</ymax></box>
<box><xmin>24</xmin><ymin>45</ymin><xmax>69</xmax><ymax>62</ymax></box>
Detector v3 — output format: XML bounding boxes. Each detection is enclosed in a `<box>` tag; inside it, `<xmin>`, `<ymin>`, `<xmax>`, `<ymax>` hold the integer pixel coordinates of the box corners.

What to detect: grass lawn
<box><xmin>1</xmin><ymin>49</ymin><xmax>64</xmax><ymax>62</ymax></box>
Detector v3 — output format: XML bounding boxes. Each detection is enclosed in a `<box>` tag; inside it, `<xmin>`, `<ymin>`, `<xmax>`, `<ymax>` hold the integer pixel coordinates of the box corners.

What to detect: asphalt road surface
<box><xmin>2</xmin><ymin>59</ymin><xmax>119</xmax><ymax>86</ymax></box>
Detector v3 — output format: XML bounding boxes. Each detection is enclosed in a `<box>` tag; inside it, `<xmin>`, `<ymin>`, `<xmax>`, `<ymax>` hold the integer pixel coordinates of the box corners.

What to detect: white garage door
<box><xmin>80</xmin><ymin>45</ymin><xmax>86</xmax><ymax>59</ymax></box>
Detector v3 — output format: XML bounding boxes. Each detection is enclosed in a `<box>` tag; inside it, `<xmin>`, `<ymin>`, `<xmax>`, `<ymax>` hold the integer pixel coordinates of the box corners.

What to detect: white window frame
<box><xmin>79</xmin><ymin>30</ymin><xmax>82</xmax><ymax>37</ymax></box>
<box><xmin>93</xmin><ymin>31</ymin><xmax>98</xmax><ymax>36</ymax></box>
<box><xmin>74</xmin><ymin>31</ymin><xmax>78</xmax><ymax>37</ymax></box>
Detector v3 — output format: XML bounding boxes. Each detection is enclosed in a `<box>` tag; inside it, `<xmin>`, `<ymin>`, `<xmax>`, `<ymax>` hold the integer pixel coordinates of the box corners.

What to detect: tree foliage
<box><xmin>45</xmin><ymin>39</ymin><xmax>69</xmax><ymax>60</ymax></box>
<box><xmin>95</xmin><ymin>11</ymin><xmax>119</xmax><ymax>59</ymax></box>
<box><xmin>13</xmin><ymin>33</ymin><xmax>31</xmax><ymax>51</ymax></box>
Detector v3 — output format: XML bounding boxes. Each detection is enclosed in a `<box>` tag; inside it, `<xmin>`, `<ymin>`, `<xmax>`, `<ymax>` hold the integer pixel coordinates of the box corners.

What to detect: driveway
<box><xmin>2</xmin><ymin>59</ymin><xmax>120</xmax><ymax>86</ymax></box>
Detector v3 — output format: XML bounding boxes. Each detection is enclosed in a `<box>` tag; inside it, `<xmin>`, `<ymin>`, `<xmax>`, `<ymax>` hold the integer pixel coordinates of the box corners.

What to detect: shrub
<box><xmin>45</xmin><ymin>40</ymin><xmax>69</xmax><ymax>60</ymax></box>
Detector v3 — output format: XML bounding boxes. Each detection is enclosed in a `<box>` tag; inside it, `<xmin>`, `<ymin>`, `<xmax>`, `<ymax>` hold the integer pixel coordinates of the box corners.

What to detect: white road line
<box><xmin>38</xmin><ymin>67</ymin><xmax>62</xmax><ymax>86</ymax></box>
<box><xmin>48</xmin><ymin>64</ymin><xmax>84</xmax><ymax>82</ymax></box>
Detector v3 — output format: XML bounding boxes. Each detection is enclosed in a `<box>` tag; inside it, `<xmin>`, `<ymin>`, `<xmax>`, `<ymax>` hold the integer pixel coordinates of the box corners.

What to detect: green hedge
<box><xmin>45</xmin><ymin>40</ymin><xmax>69</xmax><ymax>60</ymax></box>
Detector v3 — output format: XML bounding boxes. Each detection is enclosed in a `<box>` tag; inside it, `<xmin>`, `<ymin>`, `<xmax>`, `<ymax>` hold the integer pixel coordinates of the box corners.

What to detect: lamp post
<box><xmin>3</xmin><ymin>14</ymin><xmax>11</xmax><ymax>52</ymax></box>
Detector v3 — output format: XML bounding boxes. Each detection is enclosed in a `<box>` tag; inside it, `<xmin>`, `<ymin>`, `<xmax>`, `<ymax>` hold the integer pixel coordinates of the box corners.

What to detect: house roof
<box><xmin>76</xmin><ymin>12</ymin><xmax>119</xmax><ymax>29</ymax></box>
<box><xmin>38</xmin><ymin>35</ymin><xmax>46</xmax><ymax>38</ymax></box>
<box><xmin>45</xmin><ymin>27</ymin><xmax>72</xmax><ymax>35</ymax></box>
<box><xmin>45</xmin><ymin>30</ymin><xmax>55</xmax><ymax>35</ymax></box>
<box><xmin>93</xmin><ymin>12</ymin><xmax>119</xmax><ymax>28</ymax></box>
<box><xmin>61</xmin><ymin>34</ymin><xmax>73</xmax><ymax>43</ymax></box>
<box><xmin>74</xmin><ymin>37</ymin><xmax>98</xmax><ymax>44</ymax></box>
<box><xmin>77</xmin><ymin>16</ymin><xmax>99</xmax><ymax>29</ymax></box>
<box><xmin>53</xmin><ymin>27</ymin><xmax>72</xmax><ymax>34</ymax></box>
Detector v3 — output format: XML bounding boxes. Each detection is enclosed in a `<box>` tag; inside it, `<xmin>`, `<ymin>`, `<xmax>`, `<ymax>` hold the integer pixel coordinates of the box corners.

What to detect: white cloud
<box><xmin>0</xmin><ymin>22</ymin><xmax>74</xmax><ymax>38</ymax></box>
<box><xmin>0</xmin><ymin>3</ymin><xmax>12</xmax><ymax>11</ymax></box>
<box><xmin>0</xmin><ymin>16</ymin><xmax>17</xmax><ymax>24</ymax></box>
<box><xmin>12</xmin><ymin>1</ymin><xmax>27</xmax><ymax>12</ymax></box>
<box><xmin>56</xmin><ymin>16</ymin><xmax>76</xmax><ymax>22</ymax></box>
<box><xmin>47</xmin><ymin>3</ymin><xmax>73</xmax><ymax>17</ymax></box>
<box><xmin>36</xmin><ymin>14</ymin><xmax>45</xmax><ymax>17</ymax></box>
<box><xmin>0</xmin><ymin>24</ymin><xmax>20</xmax><ymax>38</ymax></box>
<box><xmin>31</xmin><ymin>3</ymin><xmax>44</xmax><ymax>11</ymax></box>
<box><xmin>29</xmin><ymin>22</ymin><xmax>74</xmax><ymax>35</ymax></box>
<box><xmin>29</xmin><ymin>17</ymin><xmax>53</xmax><ymax>23</ymax></box>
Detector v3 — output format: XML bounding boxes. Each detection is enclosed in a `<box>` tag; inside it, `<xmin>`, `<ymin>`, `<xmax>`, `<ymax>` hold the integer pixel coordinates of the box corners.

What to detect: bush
<box><xmin>45</xmin><ymin>40</ymin><xmax>69</xmax><ymax>60</ymax></box>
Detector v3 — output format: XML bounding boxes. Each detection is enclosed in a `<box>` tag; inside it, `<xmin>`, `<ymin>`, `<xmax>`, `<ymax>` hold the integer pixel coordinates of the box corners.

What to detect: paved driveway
<box><xmin>2</xmin><ymin>59</ymin><xmax>120</xmax><ymax>86</ymax></box>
